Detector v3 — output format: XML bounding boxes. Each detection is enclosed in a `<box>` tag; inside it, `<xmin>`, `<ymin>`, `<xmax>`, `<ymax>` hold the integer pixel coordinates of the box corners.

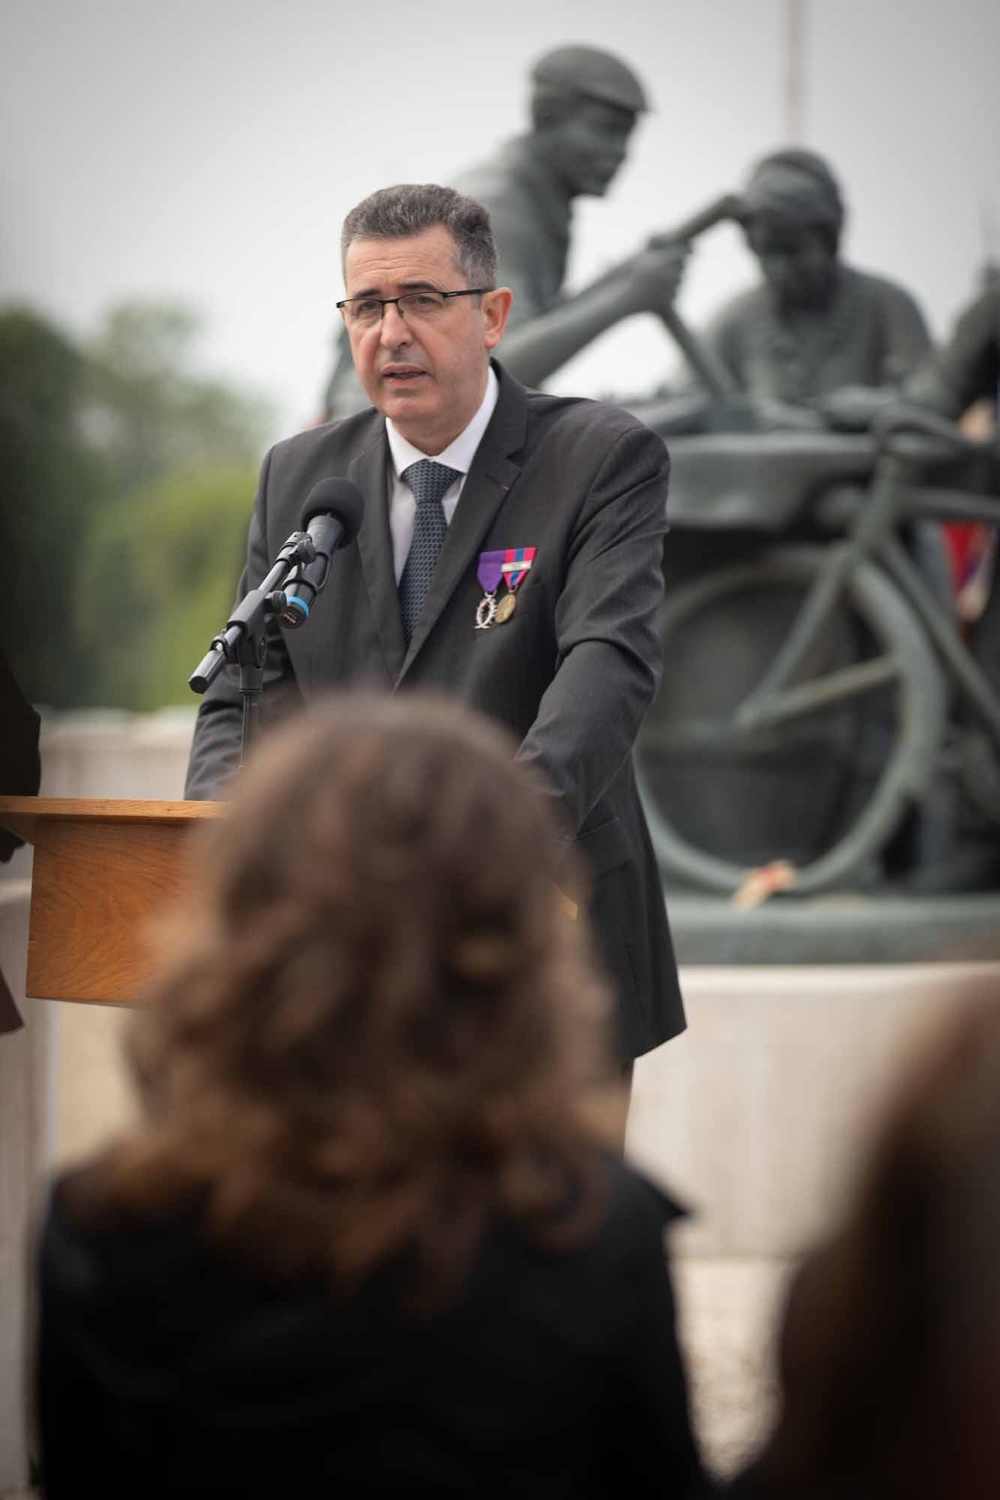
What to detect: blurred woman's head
<box><xmin>756</xmin><ymin>984</ymin><xmax>1000</xmax><ymax>1499</ymax></box>
<box><xmin>77</xmin><ymin>694</ymin><xmax>620</xmax><ymax>1301</ymax></box>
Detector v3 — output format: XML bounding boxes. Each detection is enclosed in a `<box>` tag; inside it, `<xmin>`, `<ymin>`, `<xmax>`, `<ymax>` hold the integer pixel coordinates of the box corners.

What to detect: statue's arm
<box><xmin>497</xmin><ymin>241</ymin><xmax>688</xmax><ymax>389</ymax></box>
<box><xmin>669</xmin><ymin>297</ymin><xmax>746</xmax><ymax>396</ymax></box>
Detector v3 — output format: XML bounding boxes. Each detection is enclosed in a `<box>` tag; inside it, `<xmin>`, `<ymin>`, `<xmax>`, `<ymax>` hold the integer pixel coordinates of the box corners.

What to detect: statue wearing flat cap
<box><xmin>697</xmin><ymin>148</ymin><xmax>932</xmax><ymax>430</ymax></box>
<box><xmin>321</xmin><ymin>45</ymin><xmax>687</xmax><ymax>418</ymax></box>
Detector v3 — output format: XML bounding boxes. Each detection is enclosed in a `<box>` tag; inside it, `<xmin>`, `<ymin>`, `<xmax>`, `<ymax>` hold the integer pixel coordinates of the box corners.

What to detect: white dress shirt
<box><xmin>384</xmin><ymin>366</ymin><xmax>500</xmax><ymax>583</ymax></box>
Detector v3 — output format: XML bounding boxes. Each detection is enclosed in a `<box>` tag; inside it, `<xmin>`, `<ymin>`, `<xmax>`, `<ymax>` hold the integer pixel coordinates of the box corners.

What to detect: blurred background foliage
<box><xmin>0</xmin><ymin>299</ymin><xmax>270</xmax><ymax>709</ymax></box>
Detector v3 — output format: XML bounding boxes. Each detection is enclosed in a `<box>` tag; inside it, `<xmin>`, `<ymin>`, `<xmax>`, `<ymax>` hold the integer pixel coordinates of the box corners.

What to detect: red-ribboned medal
<box><xmin>475</xmin><ymin>547</ymin><xmax>536</xmax><ymax>629</ymax></box>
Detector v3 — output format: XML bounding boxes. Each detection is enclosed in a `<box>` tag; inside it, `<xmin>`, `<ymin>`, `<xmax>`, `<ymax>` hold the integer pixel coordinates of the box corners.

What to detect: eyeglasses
<box><xmin>336</xmin><ymin>288</ymin><xmax>490</xmax><ymax>327</ymax></box>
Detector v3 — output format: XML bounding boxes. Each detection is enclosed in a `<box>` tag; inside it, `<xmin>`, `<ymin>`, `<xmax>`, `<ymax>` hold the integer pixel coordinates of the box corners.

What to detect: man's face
<box><xmin>342</xmin><ymin>225</ymin><xmax>511</xmax><ymax>455</ymax></box>
<box><xmin>547</xmin><ymin>99</ymin><xmax>637</xmax><ymax>197</ymax></box>
<box><xmin>745</xmin><ymin>214</ymin><xmax>837</xmax><ymax>310</ymax></box>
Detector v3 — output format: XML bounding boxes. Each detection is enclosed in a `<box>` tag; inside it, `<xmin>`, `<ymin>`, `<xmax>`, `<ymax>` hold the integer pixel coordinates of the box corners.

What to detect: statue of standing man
<box><xmin>321</xmin><ymin>45</ymin><xmax>686</xmax><ymax>419</ymax></box>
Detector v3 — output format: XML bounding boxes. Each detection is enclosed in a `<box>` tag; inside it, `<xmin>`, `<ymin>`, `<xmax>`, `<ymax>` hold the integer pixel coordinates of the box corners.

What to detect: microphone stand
<box><xmin>188</xmin><ymin>528</ymin><xmax>313</xmax><ymax>771</ymax></box>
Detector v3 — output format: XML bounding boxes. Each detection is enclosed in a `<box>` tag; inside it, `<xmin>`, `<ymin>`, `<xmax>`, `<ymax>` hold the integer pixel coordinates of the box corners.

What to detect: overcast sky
<box><xmin>2</xmin><ymin>0</ymin><xmax>997</xmax><ymax>440</ymax></box>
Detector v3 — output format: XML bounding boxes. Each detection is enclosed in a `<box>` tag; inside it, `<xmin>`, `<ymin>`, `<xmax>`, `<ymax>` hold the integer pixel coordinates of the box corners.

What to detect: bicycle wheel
<box><xmin>636</xmin><ymin>545</ymin><xmax>947</xmax><ymax>895</ymax></box>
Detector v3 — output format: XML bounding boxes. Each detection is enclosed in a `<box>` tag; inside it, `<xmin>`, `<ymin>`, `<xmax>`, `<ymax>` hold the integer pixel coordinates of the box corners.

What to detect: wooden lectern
<box><xmin>0</xmin><ymin>798</ymin><xmax>224</xmax><ymax>1005</ymax></box>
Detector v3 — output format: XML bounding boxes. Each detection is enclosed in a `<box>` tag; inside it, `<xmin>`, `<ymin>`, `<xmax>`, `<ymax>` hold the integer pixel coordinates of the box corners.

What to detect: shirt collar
<box><xmin>386</xmin><ymin>365</ymin><xmax>499</xmax><ymax>479</ymax></box>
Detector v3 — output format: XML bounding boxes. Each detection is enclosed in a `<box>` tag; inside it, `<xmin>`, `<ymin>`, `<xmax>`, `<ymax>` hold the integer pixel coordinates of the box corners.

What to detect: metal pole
<box><xmin>784</xmin><ymin>0</ymin><xmax>807</xmax><ymax>143</ymax></box>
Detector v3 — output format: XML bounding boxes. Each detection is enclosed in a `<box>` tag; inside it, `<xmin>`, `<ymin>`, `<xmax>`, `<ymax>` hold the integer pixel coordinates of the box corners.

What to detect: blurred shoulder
<box><xmin>39</xmin><ymin>1161</ymin><xmax>207</xmax><ymax>1302</ymax></box>
<box><xmin>844</xmin><ymin>263</ymin><xmax>927</xmax><ymax>318</ymax></box>
<box><xmin>245</xmin><ymin>408</ymin><xmax>386</xmax><ymax>511</ymax></box>
<box><xmin>521</xmin><ymin>382</ymin><xmax>669</xmax><ymax>460</ymax></box>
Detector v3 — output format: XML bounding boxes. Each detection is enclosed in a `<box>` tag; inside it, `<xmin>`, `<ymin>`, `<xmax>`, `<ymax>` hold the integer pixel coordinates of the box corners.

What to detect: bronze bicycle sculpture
<box><xmin>635</xmin><ymin>405</ymin><xmax>1000</xmax><ymax>897</ymax></box>
<box><xmin>617</xmin><ymin>168</ymin><xmax>995</xmax><ymax>899</ymax></box>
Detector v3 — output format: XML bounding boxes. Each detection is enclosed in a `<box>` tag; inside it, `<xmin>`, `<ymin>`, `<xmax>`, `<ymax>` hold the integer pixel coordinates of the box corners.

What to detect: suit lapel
<box><xmin>350</xmin><ymin>433</ymin><xmax>407</xmax><ymax>681</ymax></box>
<box><xmin>399</xmin><ymin>367</ymin><xmax>528</xmax><ymax>680</ymax></box>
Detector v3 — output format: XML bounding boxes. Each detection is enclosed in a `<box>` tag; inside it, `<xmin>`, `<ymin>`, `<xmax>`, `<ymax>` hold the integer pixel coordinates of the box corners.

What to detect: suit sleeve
<box><xmin>515</xmin><ymin>421</ymin><xmax>668</xmax><ymax>833</ymax></box>
<box><xmin>184</xmin><ymin>448</ymin><xmax>302</xmax><ymax>800</ymax></box>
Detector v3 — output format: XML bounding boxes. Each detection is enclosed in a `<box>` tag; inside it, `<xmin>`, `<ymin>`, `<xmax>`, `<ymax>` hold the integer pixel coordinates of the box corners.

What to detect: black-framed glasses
<box><xmin>336</xmin><ymin>288</ymin><xmax>490</xmax><ymax>327</ymax></box>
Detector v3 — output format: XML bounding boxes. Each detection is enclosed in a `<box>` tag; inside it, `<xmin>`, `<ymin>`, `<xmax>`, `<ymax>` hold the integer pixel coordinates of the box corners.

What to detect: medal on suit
<box><xmin>475</xmin><ymin>552</ymin><xmax>503</xmax><ymax>629</ymax></box>
<box><xmin>475</xmin><ymin>548</ymin><xmax>536</xmax><ymax>629</ymax></box>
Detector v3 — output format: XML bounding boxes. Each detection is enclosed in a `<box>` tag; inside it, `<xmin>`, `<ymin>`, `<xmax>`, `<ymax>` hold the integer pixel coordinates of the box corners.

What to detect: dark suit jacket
<box><xmin>185</xmin><ymin>363</ymin><xmax>683</xmax><ymax>1059</ymax></box>
<box><xmin>36</xmin><ymin>1157</ymin><xmax>708</xmax><ymax>1498</ymax></box>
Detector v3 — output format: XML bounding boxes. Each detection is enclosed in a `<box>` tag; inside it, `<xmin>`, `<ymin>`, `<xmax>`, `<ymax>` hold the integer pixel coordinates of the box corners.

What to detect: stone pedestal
<box><xmin>628</xmin><ymin>961</ymin><xmax>997</xmax><ymax>1256</ymax></box>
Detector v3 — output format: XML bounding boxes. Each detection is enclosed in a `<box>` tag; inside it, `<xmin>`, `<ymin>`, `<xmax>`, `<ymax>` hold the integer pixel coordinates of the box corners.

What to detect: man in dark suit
<box><xmin>186</xmin><ymin>183</ymin><xmax>683</xmax><ymax>1063</ymax></box>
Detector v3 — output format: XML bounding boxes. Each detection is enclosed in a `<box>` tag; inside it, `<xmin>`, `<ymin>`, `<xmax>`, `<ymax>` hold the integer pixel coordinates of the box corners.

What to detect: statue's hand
<box><xmin>751</xmin><ymin>399</ymin><xmax>825</xmax><ymax>432</ymax></box>
<box><xmin>621</xmin><ymin>239</ymin><xmax>690</xmax><ymax>317</ymax></box>
<box><xmin>812</xmin><ymin>385</ymin><xmax>896</xmax><ymax>432</ymax></box>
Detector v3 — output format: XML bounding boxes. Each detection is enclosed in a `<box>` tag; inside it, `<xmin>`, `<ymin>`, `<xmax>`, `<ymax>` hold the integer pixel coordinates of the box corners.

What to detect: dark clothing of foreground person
<box><xmin>37</xmin><ymin>1158</ymin><xmax>701</xmax><ymax>1498</ymax></box>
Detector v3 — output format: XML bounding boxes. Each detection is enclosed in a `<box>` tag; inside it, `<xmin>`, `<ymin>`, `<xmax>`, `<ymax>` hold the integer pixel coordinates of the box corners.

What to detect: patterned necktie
<box><xmin>398</xmin><ymin>459</ymin><xmax>461</xmax><ymax>642</ymax></box>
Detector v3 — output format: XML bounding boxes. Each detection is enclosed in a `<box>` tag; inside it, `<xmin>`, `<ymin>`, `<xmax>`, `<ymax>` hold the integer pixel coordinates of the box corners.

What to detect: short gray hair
<box><xmin>340</xmin><ymin>184</ymin><xmax>497</xmax><ymax>289</ymax></box>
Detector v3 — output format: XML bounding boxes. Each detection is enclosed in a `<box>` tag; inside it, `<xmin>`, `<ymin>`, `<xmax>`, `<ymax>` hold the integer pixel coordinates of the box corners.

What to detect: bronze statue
<box><xmin>320</xmin><ymin>45</ymin><xmax>687</xmax><ymax>418</ymax></box>
<box><xmin>694</xmin><ymin>149</ymin><xmax>933</xmax><ymax>431</ymax></box>
<box><xmin>633</xmin><ymin>155</ymin><xmax>997</xmax><ymax>899</ymax></box>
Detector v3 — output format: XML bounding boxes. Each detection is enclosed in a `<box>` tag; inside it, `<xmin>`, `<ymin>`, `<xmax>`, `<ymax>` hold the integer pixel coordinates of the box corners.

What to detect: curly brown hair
<box><xmin>72</xmin><ymin>694</ymin><xmax>623</xmax><ymax>1304</ymax></box>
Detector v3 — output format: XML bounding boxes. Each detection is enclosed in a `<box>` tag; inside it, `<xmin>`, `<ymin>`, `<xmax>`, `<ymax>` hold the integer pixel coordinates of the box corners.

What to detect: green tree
<box><xmin>84</xmin><ymin>301</ymin><xmax>269</xmax><ymax>494</ymax></box>
<box><xmin>75</xmin><ymin>468</ymin><xmax>256</xmax><ymax>709</ymax></box>
<box><xmin>0</xmin><ymin>307</ymin><xmax>103</xmax><ymax>705</ymax></box>
<box><xmin>0</xmin><ymin>297</ymin><xmax>272</xmax><ymax>709</ymax></box>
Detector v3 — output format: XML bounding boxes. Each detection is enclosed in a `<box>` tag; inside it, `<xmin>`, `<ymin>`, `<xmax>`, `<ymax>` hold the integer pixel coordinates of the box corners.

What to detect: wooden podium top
<box><xmin>0</xmin><ymin>796</ymin><xmax>224</xmax><ymax>844</ymax></box>
<box><xmin>0</xmin><ymin>798</ymin><xmax>226</xmax><ymax>1003</ymax></box>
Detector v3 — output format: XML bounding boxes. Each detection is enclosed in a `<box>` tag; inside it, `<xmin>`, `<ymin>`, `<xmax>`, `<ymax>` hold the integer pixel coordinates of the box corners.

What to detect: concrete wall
<box><xmin>628</xmin><ymin>963</ymin><xmax>992</xmax><ymax>1256</ymax></box>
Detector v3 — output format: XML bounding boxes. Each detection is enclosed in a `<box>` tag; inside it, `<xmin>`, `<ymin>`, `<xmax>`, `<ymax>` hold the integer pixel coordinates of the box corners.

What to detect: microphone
<box><xmin>278</xmin><ymin>478</ymin><xmax>364</xmax><ymax>628</ymax></box>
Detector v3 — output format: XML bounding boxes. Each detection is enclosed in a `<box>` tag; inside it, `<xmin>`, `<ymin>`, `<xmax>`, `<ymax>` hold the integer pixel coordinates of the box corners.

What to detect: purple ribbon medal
<box><xmin>475</xmin><ymin>547</ymin><xmax>536</xmax><ymax>630</ymax></box>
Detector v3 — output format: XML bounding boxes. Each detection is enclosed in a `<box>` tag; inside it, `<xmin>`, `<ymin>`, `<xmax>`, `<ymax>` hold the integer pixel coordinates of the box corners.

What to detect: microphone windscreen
<box><xmin>300</xmin><ymin>478</ymin><xmax>365</xmax><ymax>544</ymax></box>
